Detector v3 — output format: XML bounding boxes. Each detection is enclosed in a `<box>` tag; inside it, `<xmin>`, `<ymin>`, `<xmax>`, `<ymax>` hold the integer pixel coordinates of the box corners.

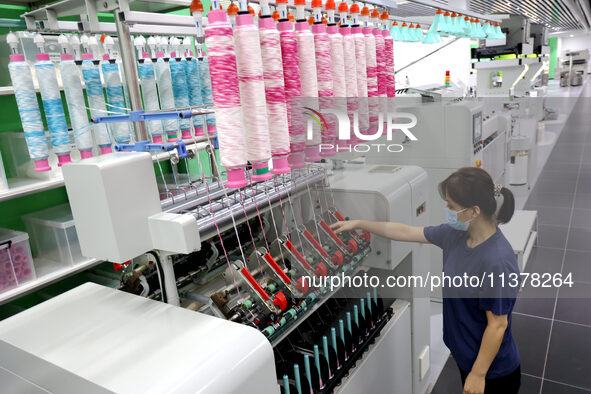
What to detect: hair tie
<box><xmin>494</xmin><ymin>183</ymin><xmax>502</xmax><ymax>197</ymax></box>
<box><xmin>494</xmin><ymin>184</ymin><xmax>504</xmax><ymax>216</ymax></box>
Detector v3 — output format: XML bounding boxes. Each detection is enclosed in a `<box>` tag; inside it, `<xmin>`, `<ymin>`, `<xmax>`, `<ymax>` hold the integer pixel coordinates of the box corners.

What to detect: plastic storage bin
<box><xmin>0</xmin><ymin>150</ymin><xmax>7</xmax><ymax>191</ymax></box>
<box><xmin>0</xmin><ymin>132</ymin><xmax>31</xmax><ymax>179</ymax></box>
<box><xmin>0</xmin><ymin>229</ymin><xmax>36</xmax><ymax>293</ymax></box>
<box><xmin>23</xmin><ymin>204</ymin><xmax>84</xmax><ymax>267</ymax></box>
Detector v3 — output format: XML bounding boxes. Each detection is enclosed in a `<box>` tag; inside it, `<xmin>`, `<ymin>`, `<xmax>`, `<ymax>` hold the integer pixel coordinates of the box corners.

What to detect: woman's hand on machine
<box><xmin>330</xmin><ymin>220</ymin><xmax>361</xmax><ymax>234</ymax></box>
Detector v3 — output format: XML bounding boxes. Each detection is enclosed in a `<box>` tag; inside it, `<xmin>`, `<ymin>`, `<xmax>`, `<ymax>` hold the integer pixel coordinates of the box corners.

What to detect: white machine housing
<box><xmin>364</xmin><ymin>101</ymin><xmax>509</xmax><ymax>298</ymax></box>
<box><xmin>329</xmin><ymin>164</ymin><xmax>431</xmax><ymax>394</ymax></box>
<box><xmin>0</xmin><ymin>164</ymin><xmax>430</xmax><ymax>394</ymax></box>
<box><xmin>62</xmin><ymin>153</ymin><xmax>201</xmax><ymax>262</ymax></box>
<box><xmin>367</xmin><ymin>101</ymin><xmax>508</xmax><ymax>207</ymax></box>
<box><xmin>0</xmin><ymin>283</ymin><xmax>278</xmax><ymax>394</ymax></box>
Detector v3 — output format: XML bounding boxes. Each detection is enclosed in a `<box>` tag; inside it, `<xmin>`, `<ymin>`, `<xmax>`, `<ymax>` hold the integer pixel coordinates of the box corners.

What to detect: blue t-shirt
<box><xmin>424</xmin><ymin>224</ymin><xmax>521</xmax><ymax>379</ymax></box>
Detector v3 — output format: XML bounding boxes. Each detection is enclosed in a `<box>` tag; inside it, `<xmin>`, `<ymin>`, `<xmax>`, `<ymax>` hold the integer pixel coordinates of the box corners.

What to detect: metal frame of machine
<box><xmin>0</xmin><ymin>150</ymin><xmax>433</xmax><ymax>393</ymax></box>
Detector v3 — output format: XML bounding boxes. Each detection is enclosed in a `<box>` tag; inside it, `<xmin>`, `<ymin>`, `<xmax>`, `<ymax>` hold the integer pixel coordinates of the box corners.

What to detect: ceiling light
<box><xmin>570</xmin><ymin>34</ymin><xmax>574</xmax><ymax>37</ymax></box>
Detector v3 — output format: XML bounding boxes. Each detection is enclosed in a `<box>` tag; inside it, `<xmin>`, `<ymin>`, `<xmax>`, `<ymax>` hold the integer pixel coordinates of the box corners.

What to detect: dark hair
<box><xmin>439</xmin><ymin>167</ymin><xmax>515</xmax><ymax>224</ymax></box>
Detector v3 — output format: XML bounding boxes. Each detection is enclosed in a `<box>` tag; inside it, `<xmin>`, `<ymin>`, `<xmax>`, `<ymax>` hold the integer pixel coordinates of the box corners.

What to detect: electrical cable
<box><xmin>146</xmin><ymin>250</ymin><xmax>167</xmax><ymax>303</ymax></box>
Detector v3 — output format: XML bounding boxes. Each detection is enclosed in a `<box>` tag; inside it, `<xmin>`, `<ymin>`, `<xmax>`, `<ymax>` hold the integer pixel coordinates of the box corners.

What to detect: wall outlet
<box><xmin>419</xmin><ymin>345</ymin><xmax>430</xmax><ymax>381</ymax></box>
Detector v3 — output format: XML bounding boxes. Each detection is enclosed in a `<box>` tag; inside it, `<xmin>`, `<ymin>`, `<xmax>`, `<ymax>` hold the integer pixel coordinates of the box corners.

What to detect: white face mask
<box><xmin>445</xmin><ymin>207</ymin><xmax>473</xmax><ymax>231</ymax></box>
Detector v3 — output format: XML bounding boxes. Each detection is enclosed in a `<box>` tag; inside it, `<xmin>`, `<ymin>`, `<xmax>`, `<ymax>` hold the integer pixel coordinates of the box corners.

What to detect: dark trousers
<box><xmin>459</xmin><ymin>365</ymin><xmax>521</xmax><ymax>394</ymax></box>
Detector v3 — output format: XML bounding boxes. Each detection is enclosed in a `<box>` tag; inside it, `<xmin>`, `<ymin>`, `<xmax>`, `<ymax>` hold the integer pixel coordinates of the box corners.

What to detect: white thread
<box><xmin>60</xmin><ymin>59</ymin><xmax>94</xmax><ymax>151</ymax></box>
<box><xmin>81</xmin><ymin>58</ymin><xmax>111</xmax><ymax>147</ymax></box>
<box><xmin>154</xmin><ymin>57</ymin><xmax>178</xmax><ymax>140</ymax></box>
<box><xmin>234</xmin><ymin>16</ymin><xmax>272</xmax><ymax>165</ymax></box>
<box><xmin>260</xmin><ymin>20</ymin><xmax>290</xmax><ymax>158</ymax></box>
<box><xmin>296</xmin><ymin>23</ymin><xmax>321</xmax><ymax>148</ymax></box>
<box><xmin>138</xmin><ymin>57</ymin><xmax>164</xmax><ymax>139</ymax></box>
<box><xmin>8</xmin><ymin>59</ymin><xmax>49</xmax><ymax>160</ymax></box>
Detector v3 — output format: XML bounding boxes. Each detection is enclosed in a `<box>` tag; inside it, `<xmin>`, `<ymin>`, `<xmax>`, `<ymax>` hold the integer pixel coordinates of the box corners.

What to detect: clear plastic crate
<box><xmin>0</xmin><ymin>132</ymin><xmax>30</xmax><ymax>179</ymax></box>
<box><xmin>0</xmin><ymin>228</ymin><xmax>36</xmax><ymax>293</ymax></box>
<box><xmin>23</xmin><ymin>204</ymin><xmax>84</xmax><ymax>267</ymax></box>
<box><xmin>0</xmin><ymin>150</ymin><xmax>7</xmax><ymax>191</ymax></box>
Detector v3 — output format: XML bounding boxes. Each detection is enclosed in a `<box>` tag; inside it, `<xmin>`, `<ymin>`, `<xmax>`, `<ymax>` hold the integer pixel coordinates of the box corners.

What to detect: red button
<box><xmin>296</xmin><ymin>277</ymin><xmax>309</xmax><ymax>295</ymax></box>
<box><xmin>273</xmin><ymin>292</ymin><xmax>288</xmax><ymax>311</ymax></box>
<box><xmin>347</xmin><ymin>239</ymin><xmax>359</xmax><ymax>254</ymax></box>
<box><xmin>315</xmin><ymin>262</ymin><xmax>328</xmax><ymax>277</ymax></box>
<box><xmin>332</xmin><ymin>251</ymin><xmax>344</xmax><ymax>266</ymax></box>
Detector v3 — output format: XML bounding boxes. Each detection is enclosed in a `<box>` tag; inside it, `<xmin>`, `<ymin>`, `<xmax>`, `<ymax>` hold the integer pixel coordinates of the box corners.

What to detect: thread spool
<box><xmin>101</xmin><ymin>56</ymin><xmax>131</xmax><ymax>144</ymax></box>
<box><xmin>312</xmin><ymin>21</ymin><xmax>336</xmax><ymax>157</ymax></box>
<box><xmin>138</xmin><ymin>53</ymin><xmax>165</xmax><ymax>143</ymax></box>
<box><xmin>340</xmin><ymin>20</ymin><xmax>359</xmax><ymax>147</ymax></box>
<box><xmin>362</xmin><ymin>23</ymin><xmax>378</xmax><ymax>134</ymax></box>
<box><xmin>373</xmin><ymin>25</ymin><xmax>386</xmax><ymax>98</ymax></box>
<box><xmin>295</xmin><ymin>20</ymin><xmax>321</xmax><ymax>162</ymax></box>
<box><xmin>313</xmin><ymin>23</ymin><xmax>333</xmax><ymax>99</ymax></box>
<box><xmin>234</xmin><ymin>12</ymin><xmax>272</xmax><ymax>181</ymax></box>
<box><xmin>205</xmin><ymin>8</ymin><xmax>248</xmax><ymax>188</ymax></box>
<box><xmin>362</xmin><ymin>26</ymin><xmax>378</xmax><ymax>96</ymax></box>
<box><xmin>184</xmin><ymin>57</ymin><xmax>205</xmax><ymax>136</ymax></box>
<box><xmin>259</xmin><ymin>16</ymin><xmax>291</xmax><ymax>174</ymax></box>
<box><xmin>278</xmin><ymin>20</ymin><xmax>306</xmax><ymax>169</ymax></box>
<box><xmin>352</xmin><ymin>25</ymin><xmax>369</xmax><ymax>133</ymax></box>
<box><xmin>154</xmin><ymin>54</ymin><xmax>178</xmax><ymax>142</ymax></box>
<box><xmin>80</xmin><ymin>53</ymin><xmax>113</xmax><ymax>154</ymax></box>
<box><xmin>198</xmin><ymin>56</ymin><xmax>217</xmax><ymax>134</ymax></box>
<box><xmin>327</xmin><ymin>22</ymin><xmax>347</xmax><ymax>153</ymax></box>
<box><xmin>8</xmin><ymin>55</ymin><xmax>51</xmax><ymax>171</ymax></box>
<box><xmin>169</xmin><ymin>56</ymin><xmax>192</xmax><ymax>139</ymax></box>
<box><xmin>381</xmin><ymin>13</ymin><xmax>396</xmax><ymax>98</ymax></box>
<box><xmin>372</xmin><ymin>21</ymin><xmax>387</xmax><ymax>123</ymax></box>
<box><xmin>35</xmin><ymin>53</ymin><xmax>73</xmax><ymax>166</ymax></box>
<box><xmin>326</xmin><ymin>26</ymin><xmax>345</xmax><ymax>98</ymax></box>
<box><xmin>81</xmin><ymin>54</ymin><xmax>112</xmax><ymax>153</ymax></box>
<box><xmin>60</xmin><ymin>54</ymin><xmax>94</xmax><ymax>157</ymax></box>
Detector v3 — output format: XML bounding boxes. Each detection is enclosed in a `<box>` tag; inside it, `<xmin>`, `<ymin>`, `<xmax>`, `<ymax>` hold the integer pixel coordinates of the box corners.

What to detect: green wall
<box><xmin>0</xmin><ymin>4</ymin><xmax>224</xmax><ymax>313</ymax></box>
<box><xmin>548</xmin><ymin>37</ymin><xmax>559</xmax><ymax>79</ymax></box>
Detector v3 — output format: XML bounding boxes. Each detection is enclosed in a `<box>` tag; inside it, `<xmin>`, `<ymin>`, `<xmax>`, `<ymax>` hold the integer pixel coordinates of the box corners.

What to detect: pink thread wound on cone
<box><xmin>234</xmin><ymin>13</ymin><xmax>272</xmax><ymax>170</ymax></box>
<box><xmin>278</xmin><ymin>21</ymin><xmax>306</xmax><ymax>165</ymax></box>
<box><xmin>383</xmin><ymin>30</ymin><xmax>396</xmax><ymax>97</ymax></box>
<box><xmin>259</xmin><ymin>17</ymin><xmax>290</xmax><ymax>174</ymax></box>
<box><xmin>205</xmin><ymin>10</ymin><xmax>248</xmax><ymax>188</ymax></box>
<box><xmin>313</xmin><ymin>23</ymin><xmax>336</xmax><ymax>157</ymax></box>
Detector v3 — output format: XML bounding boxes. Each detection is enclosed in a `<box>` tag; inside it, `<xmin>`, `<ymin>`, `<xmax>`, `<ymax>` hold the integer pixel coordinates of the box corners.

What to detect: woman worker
<box><xmin>331</xmin><ymin>167</ymin><xmax>521</xmax><ymax>394</ymax></box>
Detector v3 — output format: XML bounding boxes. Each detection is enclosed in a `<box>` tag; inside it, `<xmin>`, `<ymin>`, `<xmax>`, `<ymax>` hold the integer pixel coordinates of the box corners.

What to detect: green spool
<box><xmin>263</xmin><ymin>326</ymin><xmax>275</xmax><ymax>336</ymax></box>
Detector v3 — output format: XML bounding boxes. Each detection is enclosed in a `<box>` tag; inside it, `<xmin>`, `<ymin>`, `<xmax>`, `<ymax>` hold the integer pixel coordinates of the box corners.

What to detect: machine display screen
<box><xmin>473</xmin><ymin>112</ymin><xmax>482</xmax><ymax>144</ymax></box>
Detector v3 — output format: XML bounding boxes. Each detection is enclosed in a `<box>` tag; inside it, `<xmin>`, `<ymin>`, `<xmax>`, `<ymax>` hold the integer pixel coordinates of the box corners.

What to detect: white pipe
<box><xmin>159</xmin><ymin>251</ymin><xmax>180</xmax><ymax>306</ymax></box>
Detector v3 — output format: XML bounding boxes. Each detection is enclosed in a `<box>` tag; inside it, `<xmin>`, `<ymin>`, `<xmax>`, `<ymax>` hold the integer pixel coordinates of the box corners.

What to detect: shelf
<box><xmin>0</xmin><ymin>257</ymin><xmax>101</xmax><ymax>305</ymax></box>
<box><xmin>0</xmin><ymin>140</ymin><xmax>215</xmax><ymax>202</ymax></box>
<box><xmin>0</xmin><ymin>176</ymin><xmax>65</xmax><ymax>202</ymax></box>
<box><xmin>472</xmin><ymin>56</ymin><xmax>548</xmax><ymax>70</ymax></box>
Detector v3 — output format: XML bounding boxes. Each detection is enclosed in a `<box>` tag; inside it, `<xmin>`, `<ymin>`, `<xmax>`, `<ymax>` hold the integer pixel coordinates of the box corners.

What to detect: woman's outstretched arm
<box><xmin>330</xmin><ymin>220</ymin><xmax>430</xmax><ymax>244</ymax></box>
